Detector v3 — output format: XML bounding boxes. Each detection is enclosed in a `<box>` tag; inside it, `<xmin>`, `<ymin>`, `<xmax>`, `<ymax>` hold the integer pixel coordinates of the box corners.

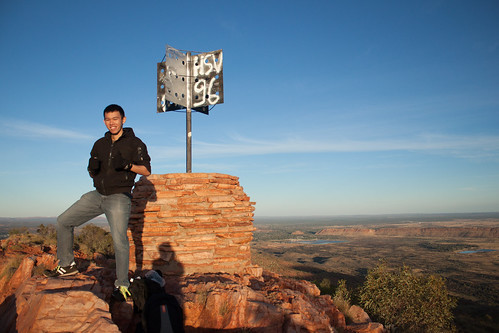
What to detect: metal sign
<box><xmin>157</xmin><ymin>45</ymin><xmax>224</xmax><ymax>173</ymax></box>
<box><xmin>157</xmin><ymin>45</ymin><xmax>224</xmax><ymax>114</ymax></box>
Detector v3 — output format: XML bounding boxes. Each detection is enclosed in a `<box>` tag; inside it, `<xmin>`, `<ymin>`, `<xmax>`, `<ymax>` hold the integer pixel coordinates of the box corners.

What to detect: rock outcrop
<box><xmin>0</xmin><ymin>259</ymin><xmax>121</xmax><ymax>333</ymax></box>
<box><xmin>0</xmin><ymin>253</ymin><xmax>385</xmax><ymax>333</ymax></box>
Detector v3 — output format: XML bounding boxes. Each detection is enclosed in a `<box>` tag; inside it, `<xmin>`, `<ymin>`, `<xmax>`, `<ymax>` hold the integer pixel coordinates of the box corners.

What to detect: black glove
<box><xmin>112</xmin><ymin>151</ymin><xmax>133</xmax><ymax>171</ymax></box>
<box><xmin>88</xmin><ymin>156</ymin><xmax>101</xmax><ymax>177</ymax></box>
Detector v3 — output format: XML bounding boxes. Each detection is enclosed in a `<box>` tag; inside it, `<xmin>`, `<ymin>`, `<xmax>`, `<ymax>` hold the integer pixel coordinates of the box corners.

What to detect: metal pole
<box><xmin>186</xmin><ymin>51</ymin><xmax>192</xmax><ymax>173</ymax></box>
<box><xmin>186</xmin><ymin>108</ymin><xmax>192</xmax><ymax>173</ymax></box>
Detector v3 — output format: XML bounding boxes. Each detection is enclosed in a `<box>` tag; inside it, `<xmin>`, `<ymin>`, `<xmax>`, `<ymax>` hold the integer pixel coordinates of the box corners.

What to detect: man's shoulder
<box><xmin>93</xmin><ymin>136</ymin><xmax>108</xmax><ymax>145</ymax></box>
<box><xmin>123</xmin><ymin>128</ymin><xmax>147</xmax><ymax>146</ymax></box>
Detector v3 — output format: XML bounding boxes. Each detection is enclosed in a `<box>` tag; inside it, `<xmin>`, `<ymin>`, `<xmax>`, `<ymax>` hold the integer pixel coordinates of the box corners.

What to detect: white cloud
<box><xmin>0</xmin><ymin>119</ymin><xmax>93</xmax><ymax>141</ymax></box>
<box><xmin>150</xmin><ymin>133</ymin><xmax>499</xmax><ymax>160</ymax></box>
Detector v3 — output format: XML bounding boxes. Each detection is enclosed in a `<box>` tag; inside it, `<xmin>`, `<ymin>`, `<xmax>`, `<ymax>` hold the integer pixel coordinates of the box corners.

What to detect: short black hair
<box><xmin>103</xmin><ymin>104</ymin><xmax>125</xmax><ymax>118</ymax></box>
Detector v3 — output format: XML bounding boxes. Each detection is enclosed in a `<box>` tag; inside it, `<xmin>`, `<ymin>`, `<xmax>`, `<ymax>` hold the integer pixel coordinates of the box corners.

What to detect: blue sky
<box><xmin>1</xmin><ymin>0</ymin><xmax>498</xmax><ymax>218</ymax></box>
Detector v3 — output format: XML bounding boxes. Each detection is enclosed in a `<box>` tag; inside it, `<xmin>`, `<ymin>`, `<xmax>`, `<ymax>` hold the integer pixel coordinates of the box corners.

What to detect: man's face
<box><xmin>104</xmin><ymin>111</ymin><xmax>126</xmax><ymax>135</ymax></box>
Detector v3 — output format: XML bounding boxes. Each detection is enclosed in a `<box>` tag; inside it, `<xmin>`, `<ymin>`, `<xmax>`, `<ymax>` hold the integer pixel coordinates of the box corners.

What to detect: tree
<box><xmin>358</xmin><ymin>262</ymin><xmax>456</xmax><ymax>332</ymax></box>
<box><xmin>75</xmin><ymin>224</ymin><xmax>114</xmax><ymax>257</ymax></box>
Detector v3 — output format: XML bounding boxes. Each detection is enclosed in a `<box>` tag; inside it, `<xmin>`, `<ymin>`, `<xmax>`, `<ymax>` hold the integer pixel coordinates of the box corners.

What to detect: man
<box><xmin>44</xmin><ymin>104</ymin><xmax>151</xmax><ymax>302</ymax></box>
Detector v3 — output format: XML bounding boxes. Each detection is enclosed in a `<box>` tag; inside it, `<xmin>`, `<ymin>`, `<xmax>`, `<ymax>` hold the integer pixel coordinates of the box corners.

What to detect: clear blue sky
<box><xmin>1</xmin><ymin>0</ymin><xmax>498</xmax><ymax>218</ymax></box>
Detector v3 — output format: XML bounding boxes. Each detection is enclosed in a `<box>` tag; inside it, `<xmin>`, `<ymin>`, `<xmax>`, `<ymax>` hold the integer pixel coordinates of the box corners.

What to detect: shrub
<box><xmin>8</xmin><ymin>227</ymin><xmax>28</xmax><ymax>236</ymax></box>
<box><xmin>0</xmin><ymin>255</ymin><xmax>24</xmax><ymax>279</ymax></box>
<box><xmin>358</xmin><ymin>261</ymin><xmax>457</xmax><ymax>332</ymax></box>
<box><xmin>75</xmin><ymin>224</ymin><xmax>114</xmax><ymax>258</ymax></box>
<box><xmin>7</xmin><ymin>224</ymin><xmax>57</xmax><ymax>246</ymax></box>
<box><xmin>317</xmin><ymin>277</ymin><xmax>334</xmax><ymax>295</ymax></box>
<box><xmin>333</xmin><ymin>279</ymin><xmax>352</xmax><ymax>314</ymax></box>
<box><xmin>34</xmin><ymin>224</ymin><xmax>57</xmax><ymax>245</ymax></box>
<box><xmin>37</xmin><ymin>224</ymin><xmax>56</xmax><ymax>239</ymax></box>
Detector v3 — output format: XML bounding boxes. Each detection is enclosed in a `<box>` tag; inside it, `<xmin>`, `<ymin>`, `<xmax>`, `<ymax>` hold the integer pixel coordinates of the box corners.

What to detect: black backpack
<box><xmin>143</xmin><ymin>292</ymin><xmax>185</xmax><ymax>333</ymax></box>
<box><xmin>130</xmin><ymin>276</ymin><xmax>185</xmax><ymax>333</ymax></box>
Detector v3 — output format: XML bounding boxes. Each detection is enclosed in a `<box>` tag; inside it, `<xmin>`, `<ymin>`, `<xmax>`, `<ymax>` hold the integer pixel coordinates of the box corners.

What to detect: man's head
<box><xmin>103</xmin><ymin>104</ymin><xmax>125</xmax><ymax>118</ymax></box>
<box><xmin>103</xmin><ymin>104</ymin><xmax>126</xmax><ymax>137</ymax></box>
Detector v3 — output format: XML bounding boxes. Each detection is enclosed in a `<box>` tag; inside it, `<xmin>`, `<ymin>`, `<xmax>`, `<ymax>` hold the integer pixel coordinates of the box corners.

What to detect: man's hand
<box><xmin>112</xmin><ymin>152</ymin><xmax>133</xmax><ymax>171</ymax></box>
<box><xmin>88</xmin><ymin>156</ymin><xmax>100</xmax><ymax>177</ymax></box>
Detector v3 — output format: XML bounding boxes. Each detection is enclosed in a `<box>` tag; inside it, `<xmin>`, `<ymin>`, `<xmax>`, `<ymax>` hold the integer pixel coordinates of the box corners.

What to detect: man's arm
<box><xmin>88</xmin><ymin>143</ymin><xmax>101</xmax><ymax>178</ymax></box>
<box><xmin>131</xmin><ymin>164</ymin><xmax>150</xmax><ymax>176</ymax></box>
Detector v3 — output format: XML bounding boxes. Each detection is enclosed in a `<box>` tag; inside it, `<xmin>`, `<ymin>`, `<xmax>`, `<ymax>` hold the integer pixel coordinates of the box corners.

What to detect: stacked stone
<box><xmin>127</xmin><ymin>173</ymin><xmax>256</xmax><ymax>276</ymax></box>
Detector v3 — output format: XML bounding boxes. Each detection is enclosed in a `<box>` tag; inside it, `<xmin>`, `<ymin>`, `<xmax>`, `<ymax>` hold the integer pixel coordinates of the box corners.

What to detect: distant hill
<box><xmin>317</xmin><ymin>225</ymin><xmax>499</xmax><ymax>238</ymax></box>
<box><xmin>0</xmin><ymin>217</ymin><xmax>57</xmax><ymax>225</ymax></box>
<box><xmin>254</xmin><ymin>212</ymin><xmax>499</xmax><ymax>226</ymax></box>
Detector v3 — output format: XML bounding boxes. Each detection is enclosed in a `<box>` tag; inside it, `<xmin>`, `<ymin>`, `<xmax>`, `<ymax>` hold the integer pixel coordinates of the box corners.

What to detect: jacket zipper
<box><xmin>101</xmin><ymin>141</ymin><xmax>115</xmax><ymax>195</ymax></box>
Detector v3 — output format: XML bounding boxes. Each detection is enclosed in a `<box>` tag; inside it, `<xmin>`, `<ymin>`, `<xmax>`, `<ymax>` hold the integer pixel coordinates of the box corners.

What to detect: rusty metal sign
<box><xmin>157</xmin><ymin>45</ymin><xmax>224</xmax><ymax>114</ymax></box>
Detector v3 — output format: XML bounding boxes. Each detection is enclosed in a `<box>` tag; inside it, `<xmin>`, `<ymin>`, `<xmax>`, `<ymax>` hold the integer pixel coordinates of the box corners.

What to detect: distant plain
<box><xmin>251</xmin><ymin>213</ymin><xmax>499</xmax><ymax>333</ymax></box>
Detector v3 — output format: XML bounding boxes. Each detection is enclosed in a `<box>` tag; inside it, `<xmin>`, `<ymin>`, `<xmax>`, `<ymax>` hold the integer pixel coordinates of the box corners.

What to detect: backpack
<box><xmin>130</xmin><ymin>273</ymin><xmax>185</xmax><ymax>333</ymax></box>
<box><xmin>143</xmin><ymin>292</ymin><xmax>185</xmax><ymax>333</ymax></box>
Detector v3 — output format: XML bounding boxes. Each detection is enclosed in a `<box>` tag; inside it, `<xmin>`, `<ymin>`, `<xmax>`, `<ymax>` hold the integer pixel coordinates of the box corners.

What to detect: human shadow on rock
<box><xmin>151</xmin><ymin>242</ymin><xmax>185</xmax><ymax>295</ymax></box>
<box><xmin>129</xmin><ymin>242</ymin><xmax>185</xmax><ymax>333</ymax></box>
<box><xmin>129</xmin><ymin>176</ymin><xmax>157</xmax><ymax>273</ymax></box>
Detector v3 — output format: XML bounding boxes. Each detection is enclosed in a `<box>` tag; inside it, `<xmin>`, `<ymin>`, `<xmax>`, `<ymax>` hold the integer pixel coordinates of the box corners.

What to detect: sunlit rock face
<box><xmin>128</xmin><ymin>173</ymin><xmax>256</xmax><ymax>276</ymax></box>
<box><xmin>0</xmin><ymin>256</ymin><xmax>386</xmax><ymax>333</ymax></box>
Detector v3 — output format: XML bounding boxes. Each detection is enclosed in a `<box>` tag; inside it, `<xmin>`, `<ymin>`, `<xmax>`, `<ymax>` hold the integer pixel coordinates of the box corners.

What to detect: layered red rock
<box><xmin>0</xmin><ymin>253</ymin><xmax>385</xmax><ymax>333</ymax></box>
<box><xmin>178</xmin><ymin>270</ymin><xmax>347</xmax><ymax>332</ymax></box>
<box><xmin>128</xmin><ymin>173</ymin><xmax>256</xmax><ymax>275</ymax></box>
<box><xmin>0</xmin><ymin>260</ymin><xmax>122</xmax><ymax>333</ymax></box>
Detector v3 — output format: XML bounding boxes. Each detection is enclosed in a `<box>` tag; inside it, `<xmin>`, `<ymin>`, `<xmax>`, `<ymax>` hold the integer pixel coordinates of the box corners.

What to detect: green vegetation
<box><xmin>8</xmin><ymin>227</ymin><xmax>29</xmax><ymax>236</ymax></box>
<box><xmin>1</xmin><ymin>223</ymin><xmax>115</xmax><ymax>278</ymax></box>
<box><xmin>37</xmin><ymin>224</ymin><xmax>57</xmax><ymax>241</ymax></box>
<box><xmin>317</xmin><ymin>277</ymin><xmax>334</xmax><ymax>295</ymax></box>
<box><xmin>316</xmin><ymin>279</ymin><xmax>354</xmax><ymax>322</ymax></box>
<box><xmin>418</xmin><ymin>241</ymin><xmax>477</xmax><ymax>252</ymax></box>
<box><xmin>313</xmin><ymin>264</ymin><xmax>458</xmax><ymax>331</ymax></box>
<box><xmin>358</xmin><ymin>262</ymin><xmax>457</xmax><ymax>333</ymax></box>
<box><xmin>333</xmin><ymin>279</ymin><xmax>352</xmax><ymax>315</ymax></box>
<box><xmin>75</xmin><ymin>224</ymin><xmax>114</xmax><ymax>258</ymax></box>
<box><xmin>5</xmin><ymin>224</ymin><xmax>57</xmax><ymax>247</ymax></box>
<box><xmin>252</xmin><ymin>228</ymin><xmax>295</xmax><ymax>242</ymax></box>
<box><xmin>5</xmin><ymin>223</ymin><xmax>114</xmax><ymax>258</ymax></box>
<box><xmin>0</xmin><ymin>254</ymin><xmax>25</xmax><ymax>279</ymax></box>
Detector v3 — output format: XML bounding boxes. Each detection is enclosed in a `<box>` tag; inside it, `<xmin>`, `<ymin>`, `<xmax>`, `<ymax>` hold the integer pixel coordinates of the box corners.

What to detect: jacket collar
<box><xmin>104</xmin><ymin>127</ymin><xmax>135</xmax><ymax>141</ymax></box>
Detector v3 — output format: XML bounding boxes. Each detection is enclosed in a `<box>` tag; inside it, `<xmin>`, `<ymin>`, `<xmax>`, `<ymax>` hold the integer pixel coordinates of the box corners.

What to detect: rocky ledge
<box><xmin>0</xmin><ymin>254</ymin><xmax>385</xmax><ymax>333</ymax></box>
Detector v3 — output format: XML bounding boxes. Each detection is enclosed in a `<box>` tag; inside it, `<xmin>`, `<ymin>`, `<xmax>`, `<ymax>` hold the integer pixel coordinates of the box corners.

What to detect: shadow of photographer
<box><xmin>129</xmin><ymin>176</ymin><xmax>157</xmax><ymax>274</ymax></box>
<box><xmin>129</xmin><ymin>176</ymin><xmax>185</xmax><ymax>279</ymax></box>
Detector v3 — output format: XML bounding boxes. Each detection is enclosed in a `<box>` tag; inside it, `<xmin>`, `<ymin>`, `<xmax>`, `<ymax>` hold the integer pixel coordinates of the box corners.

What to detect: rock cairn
<box><xmin>127</xmin><ymin>173</ymin><xmax>256</xmax><ymax>275</ymax></box>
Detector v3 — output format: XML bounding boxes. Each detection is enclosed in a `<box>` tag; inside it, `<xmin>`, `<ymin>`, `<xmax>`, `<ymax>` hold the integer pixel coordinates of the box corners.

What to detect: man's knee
<box><xmin>56</xmin><ymin>213</ymin><xmax>67</xmax><ymax>228</ymax></box>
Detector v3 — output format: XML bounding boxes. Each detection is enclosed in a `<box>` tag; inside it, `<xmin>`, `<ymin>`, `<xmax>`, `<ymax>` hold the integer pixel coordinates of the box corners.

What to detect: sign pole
<box><xmin>157</xmin><ymin>45</ymin><xmax>224</xmax><ymax>173</ymax></box>
<box><xmin>186</xmin><ymin>51</ymin><xmax>192</xmax><ymax>173</ymax></box>
<box><xmin>186</xmin><ymin>108</ymin><xmax>192</xmax><ymax>173</ymax></box>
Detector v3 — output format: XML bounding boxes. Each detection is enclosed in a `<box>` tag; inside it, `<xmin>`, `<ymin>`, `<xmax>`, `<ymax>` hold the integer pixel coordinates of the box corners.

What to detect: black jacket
<box><xmin>88</xmin><ymin>127</ymin><xmax>151</xmax><ymax>196</ymax></box>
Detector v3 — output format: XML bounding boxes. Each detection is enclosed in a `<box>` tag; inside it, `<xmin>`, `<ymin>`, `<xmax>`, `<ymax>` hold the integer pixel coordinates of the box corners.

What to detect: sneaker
<box><xmin>43</xmin><ymin>262</ymin><xmax>78</xmax><ymax>277</ymax></box>
<box><xmin>112</xmin><ymin>285</ymin><xmax>131</xmax><ymax>302</ymax></box>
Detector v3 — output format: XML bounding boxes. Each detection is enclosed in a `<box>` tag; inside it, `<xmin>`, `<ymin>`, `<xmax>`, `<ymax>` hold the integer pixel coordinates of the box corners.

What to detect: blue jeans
<box><xmin>56</xmin><ymin>190</ymin><xmax>131</xmax><ymax>288</ymax></box>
